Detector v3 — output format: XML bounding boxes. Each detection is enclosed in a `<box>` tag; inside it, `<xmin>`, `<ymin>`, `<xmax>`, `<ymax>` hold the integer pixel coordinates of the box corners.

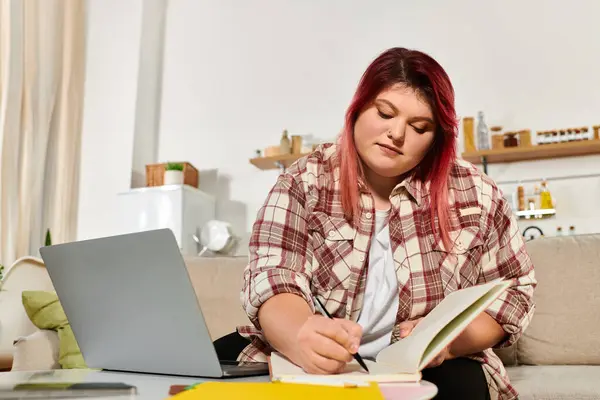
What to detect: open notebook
<box><xmin>270</xmin><ymin>279</ymin><xmax>512</xmax><ymax>386</ymax></box>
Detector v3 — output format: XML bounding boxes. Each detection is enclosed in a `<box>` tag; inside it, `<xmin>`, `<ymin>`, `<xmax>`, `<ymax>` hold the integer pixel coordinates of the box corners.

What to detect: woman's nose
<box><xmin>387</xmin><ymin>122</ymin><xmax>406</xmax><ymax>143</ymax></box>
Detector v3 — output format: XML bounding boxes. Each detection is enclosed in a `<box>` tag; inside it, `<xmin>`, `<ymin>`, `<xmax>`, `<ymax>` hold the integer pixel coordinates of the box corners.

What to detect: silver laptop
<box><xmin>39</xmin><ymin>229</ymin><xmax>268</xmax><ymax>378</ymax></box>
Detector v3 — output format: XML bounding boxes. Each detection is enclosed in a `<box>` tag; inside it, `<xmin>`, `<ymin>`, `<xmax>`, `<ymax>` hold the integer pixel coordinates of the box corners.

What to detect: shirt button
<box><xmin>359</xmin><ymin>255</ymin><xmax>365</xmax><ymax>262</ymax></box>
<box><xmin>365</xmin><ymin>212</ymin><xmax>372</xmax><ymax>219</ymax></box>
<box><xmin>329</xmin><ymin>230</ymin><xmax>336</xmax><ymax>237</ymax></box>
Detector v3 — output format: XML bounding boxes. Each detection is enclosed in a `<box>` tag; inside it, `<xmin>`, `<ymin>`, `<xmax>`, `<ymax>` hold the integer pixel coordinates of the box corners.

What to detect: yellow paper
<box><xmin>171</xmin><ymin>381</ymin><xmax>384</xmax><ymax>400</ymax></box>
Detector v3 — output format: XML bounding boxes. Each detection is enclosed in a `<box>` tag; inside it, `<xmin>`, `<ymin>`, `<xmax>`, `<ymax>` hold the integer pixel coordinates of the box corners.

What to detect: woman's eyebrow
<box><xmin>375</xmin><ymin>99</ymin><xmax>398</xmax><ymax>113</ymax></box>
<box><xmin>408</xmin><ymin>116</ymin><xmax>434</xmax><ymax>124</ymax></box>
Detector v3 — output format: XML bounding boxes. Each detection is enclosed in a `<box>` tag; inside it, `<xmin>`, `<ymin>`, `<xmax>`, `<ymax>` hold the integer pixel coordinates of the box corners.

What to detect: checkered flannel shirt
<box><xmin>238</xmin><ymin>143</ymin><xmax>536</xmax><ymax>400</ymax></box>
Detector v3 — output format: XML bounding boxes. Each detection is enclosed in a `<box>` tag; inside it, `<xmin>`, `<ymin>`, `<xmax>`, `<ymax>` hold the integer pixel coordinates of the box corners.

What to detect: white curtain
<box><xmin>0</xmin><ymin>0</ymin><xmax>86</xmax><ymax>267</ymax></box>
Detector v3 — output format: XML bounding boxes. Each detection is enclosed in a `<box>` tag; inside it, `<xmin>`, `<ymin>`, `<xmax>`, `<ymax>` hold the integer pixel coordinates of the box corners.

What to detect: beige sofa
<box><xmin>3</xmin><ymin>235</ymin><xmax>600</xmax><ymax>399</ymax></box>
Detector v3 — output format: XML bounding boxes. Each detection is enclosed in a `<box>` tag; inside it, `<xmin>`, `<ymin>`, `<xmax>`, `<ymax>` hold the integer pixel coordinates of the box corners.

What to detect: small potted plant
<box><xmin>164</xmin><ymin>162</ymin><xmax>184</xmax><ymax>185</ymax></box>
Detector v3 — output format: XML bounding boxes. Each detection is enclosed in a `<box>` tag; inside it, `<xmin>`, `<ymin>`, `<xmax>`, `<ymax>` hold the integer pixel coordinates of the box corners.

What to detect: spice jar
<box><xmin>503</xmin><ymin>132</ymin><xmax>519</xmax><ymax>147</ymax></box>
<box><xmin>490</xmin><ymin>126</ymin><xmax>503</xmax><ymax>149</ymax></box>
<box><xmin>536</xmin><ymin>131</ymin><xmax>546</xmax><ymax>145</ymax></box>
<box><xmin>520</xmin><ymin>130</ymin><xmax>532</xmax><ymax>146</ymax></box>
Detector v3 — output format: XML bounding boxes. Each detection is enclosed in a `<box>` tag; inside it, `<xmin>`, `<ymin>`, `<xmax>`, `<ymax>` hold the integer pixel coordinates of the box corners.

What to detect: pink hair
<box><xmin>339</xmin><ymin>47</ymin><xmax>458</xmax><ymax>251</ymax></box>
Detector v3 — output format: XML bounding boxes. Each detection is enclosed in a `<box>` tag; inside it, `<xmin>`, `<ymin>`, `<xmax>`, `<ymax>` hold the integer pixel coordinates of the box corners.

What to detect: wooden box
<box><xmin>145</xmin><ymin>162</ymin><xmax>199</xmax><ymax>188</ymax></box>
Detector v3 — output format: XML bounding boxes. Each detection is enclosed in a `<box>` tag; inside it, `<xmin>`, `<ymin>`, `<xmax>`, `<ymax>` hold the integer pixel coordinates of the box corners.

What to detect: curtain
<box><xmin>0</xmin><ymin>0</ymin><xmax>86</xmax><ymax>267</ymax></box>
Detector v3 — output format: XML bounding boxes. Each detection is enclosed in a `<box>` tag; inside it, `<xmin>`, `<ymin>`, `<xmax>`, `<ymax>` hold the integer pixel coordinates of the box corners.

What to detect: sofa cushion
<box><xmin>520</xmin><ymin>234</ymin><xmax>600</xmax><ymax>365</ymax></box>
<box><xmin>507</xmin><ymin>365</ymin><xmax>600</xmax><ymax>400</ymax></box>
<box><xmin>12</xmin><ymin>330</ymin><xmax>60</xmax><ymax>371</ymax></box>
<box><xmin>22</xmin><ymin>291</ymin><xmax>67</xmax><ymax>329</ymax></box>
<box><xmin>493</xmin><ymin>344</ymin><xmax>518</xmax><ymax>366</ymax></box>
<box><xmin>21</xmin><ymin>291</ymin><xmax>86</xmax><ymax>369</ymax></box>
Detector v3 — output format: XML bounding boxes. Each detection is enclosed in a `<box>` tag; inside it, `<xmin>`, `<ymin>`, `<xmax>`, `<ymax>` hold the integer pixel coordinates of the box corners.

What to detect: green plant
<box><xmin>45</xmin><ymin>229</ymin><xmax>52</xmax><ymax>246</ymax></box>
<box><xmin>165</xmin><ymin>162</ymin><xmax>184</xmax><ymax>172</ymax></box>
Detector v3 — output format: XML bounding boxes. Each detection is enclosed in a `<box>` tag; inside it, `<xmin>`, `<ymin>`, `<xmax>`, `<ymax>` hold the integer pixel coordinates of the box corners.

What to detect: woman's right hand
<box><xmin>293</xmin><ymin>315</ymin><xmax>363</xmax><ymax>374</ymax></box>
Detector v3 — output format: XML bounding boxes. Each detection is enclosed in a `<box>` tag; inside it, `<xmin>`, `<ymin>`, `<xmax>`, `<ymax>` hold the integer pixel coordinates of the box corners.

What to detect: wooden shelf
<box><xmin>250</xmin><ymin>152</ymin><xmax>310</xmax><ymax>170</ymax></box>
<box><xmin>462</xmin><ymin>139</ymin><xmax>600</xmax><ymax>165</ymax></box>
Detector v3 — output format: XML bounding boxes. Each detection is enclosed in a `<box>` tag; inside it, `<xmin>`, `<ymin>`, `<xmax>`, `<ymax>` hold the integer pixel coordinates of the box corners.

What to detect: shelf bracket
<box><xmin>480</xmin><ymin>156</ymin><xmax>488</xmax><ymax>175</ymax></box>
<box><xmin>274</xmin><ymin>161</ymin><xmax>285</xmax><ymax>174</ymax></box>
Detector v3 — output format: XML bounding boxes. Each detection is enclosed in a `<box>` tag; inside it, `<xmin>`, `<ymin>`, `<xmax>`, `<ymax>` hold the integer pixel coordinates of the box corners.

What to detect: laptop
<box><xmin>39</xmin><ymin>228</ymin><xmax>269</xmax><ymax>378</ymax></box>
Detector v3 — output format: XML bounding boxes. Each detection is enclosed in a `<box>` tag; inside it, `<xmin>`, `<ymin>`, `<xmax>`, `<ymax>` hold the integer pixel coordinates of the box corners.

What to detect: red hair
<box><xmin>339</xmin><ymin>47</ymin><xmax>458</xmax><ymax>251</ymax></box>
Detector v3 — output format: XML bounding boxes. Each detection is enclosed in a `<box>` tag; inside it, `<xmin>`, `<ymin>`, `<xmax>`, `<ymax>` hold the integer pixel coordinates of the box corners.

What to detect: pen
<box><xmin>314</xmin><ymin>296</ymin><xmax>370</xmax><ymax>373</ymax></box>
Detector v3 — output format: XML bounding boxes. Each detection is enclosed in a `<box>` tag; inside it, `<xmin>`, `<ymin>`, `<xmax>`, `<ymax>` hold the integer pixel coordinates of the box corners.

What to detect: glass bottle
<box><xmin>280</xmin><ymin>129</ymin><xmax>291</xmax><ymax>154</ymax></box>
<box><xmin>463</xmin><ymin>117</ymin><xmax>476</xmax><ymax>152</ymax></box>
<box><xmin>517</xmin><ymin>185</ymin><xmax>525</xmax><ymax>211</ymax></box>
<box><xmin>539</xmin><ymin>180</ymin><xmax>554</xmax><ymax>209</ymax></box>
<box><xmin>476</xmin><ymin>111</ymin><xmax>490</xmax><ymax>150</ymax></box>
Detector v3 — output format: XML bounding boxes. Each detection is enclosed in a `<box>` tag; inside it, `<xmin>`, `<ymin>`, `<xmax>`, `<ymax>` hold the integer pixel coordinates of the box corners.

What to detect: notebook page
<box><xmin>418</xmin><ymin>281</ymin><xmax>510</xmax><ymax>369</ymax></box>
<box><xmin>269</xmin><ymin>352</ymin><xmax>421</xmax><ymax>384</ymax></box>
<box><xmin>376</xmin><ymin>279</ymin><xmax>508</xmax><ymax>372</ymax></box>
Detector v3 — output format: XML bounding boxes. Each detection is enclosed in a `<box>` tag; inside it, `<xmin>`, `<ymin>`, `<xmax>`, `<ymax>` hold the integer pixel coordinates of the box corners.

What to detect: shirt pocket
<box><xmin>308</xmin><ymin>213</ymin><xmax>355</xmax><ymax>304</ymax></box>
<box><xmin>432</xmin><ymin>226</ymin><xmax>485</xmax><ymax>294</ymax></box>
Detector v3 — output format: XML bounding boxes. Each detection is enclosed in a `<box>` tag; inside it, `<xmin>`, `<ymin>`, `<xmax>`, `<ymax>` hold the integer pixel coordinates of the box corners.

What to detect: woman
<box><xmin>233</xmin><ymin>47</ymin><xmax>536</xmax><ymax>400</ymax></box>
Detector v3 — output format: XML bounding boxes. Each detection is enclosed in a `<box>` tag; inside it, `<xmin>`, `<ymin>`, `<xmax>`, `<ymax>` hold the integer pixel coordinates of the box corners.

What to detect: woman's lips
<box><xmin>377</xmin><ymin>143</ymin><xmax>403</xmax><ymax>156</ymax></box>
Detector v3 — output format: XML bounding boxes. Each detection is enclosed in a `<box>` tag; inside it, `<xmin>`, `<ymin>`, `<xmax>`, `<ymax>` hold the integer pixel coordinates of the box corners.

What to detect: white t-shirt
<box><xmin>356</xmin><ymin>209</ymin><xmax>400</xmax><ymax>360</ymax></box>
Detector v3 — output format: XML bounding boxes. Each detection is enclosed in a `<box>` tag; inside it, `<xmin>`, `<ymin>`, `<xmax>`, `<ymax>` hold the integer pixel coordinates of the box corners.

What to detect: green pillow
<box><xmin>21</xmin><ymin>291</ymin><xmax>87</xmax><ymax>369</ymax></box>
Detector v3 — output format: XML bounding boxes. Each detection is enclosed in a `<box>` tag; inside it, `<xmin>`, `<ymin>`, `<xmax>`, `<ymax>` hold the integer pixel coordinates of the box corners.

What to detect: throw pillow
<box><xmin>21</xmin><ymin>290</ymin><xmax>87</xmax><ymax>369</ymax></box>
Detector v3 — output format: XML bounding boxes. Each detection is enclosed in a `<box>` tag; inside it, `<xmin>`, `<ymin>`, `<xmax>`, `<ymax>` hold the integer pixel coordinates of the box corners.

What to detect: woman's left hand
<box><xmin>397</xmin><ymin>318</ymin><xmax>454</xmax><ymax>369</ymax></box>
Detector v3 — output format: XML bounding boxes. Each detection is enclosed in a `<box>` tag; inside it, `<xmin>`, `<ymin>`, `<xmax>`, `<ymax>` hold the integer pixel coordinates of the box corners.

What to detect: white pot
<box><xmin>164</xmin><ymin>170</ymin><xmax>184</xmax><ymax>185</ymax></box>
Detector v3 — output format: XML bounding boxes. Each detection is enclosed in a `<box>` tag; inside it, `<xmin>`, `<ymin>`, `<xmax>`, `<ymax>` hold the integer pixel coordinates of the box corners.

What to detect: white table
<box><xmin>0</xmin><ymin>369</ymin><xmax>437</xmax><ymax>399</ymax></box>
<box><xmin>0</xmin><ymin>369</ymin><xmax>264</xmax><ymax>399</ymax></box>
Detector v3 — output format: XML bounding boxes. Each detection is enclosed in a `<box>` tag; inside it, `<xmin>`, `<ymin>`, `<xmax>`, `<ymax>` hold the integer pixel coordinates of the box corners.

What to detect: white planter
<box><xmin>164</xmin><ymin>170</ymin><xmax>184</xmax><ymax>185</ymax></box>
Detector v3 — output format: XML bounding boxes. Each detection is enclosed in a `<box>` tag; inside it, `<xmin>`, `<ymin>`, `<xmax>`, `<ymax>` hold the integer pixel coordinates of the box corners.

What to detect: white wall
<box><xmin>157</xmin><ymin>0</ymin><xmax>600</xmax><ymax>241</ymax></box>
<box><xmin>130</xmin><ymin>0</ymin><xmax>168</xmax><ymax>189</ymax></box>
<box><xmin>77</xmin><ymin>0</ymin><xmax>142</xmax><ymax>240</ymax></box>
<box><xmin>78</xmin><ymin>0</ymin><xmax>600</xmax><ymax>244</ymax></box>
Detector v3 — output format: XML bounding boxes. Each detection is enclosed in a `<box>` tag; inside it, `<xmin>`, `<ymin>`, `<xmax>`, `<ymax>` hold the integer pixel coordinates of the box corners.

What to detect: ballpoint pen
<box><xmin>314</xmin><ymin>296</ymin><xmax>370</xmax><ymax>373</ymax></box>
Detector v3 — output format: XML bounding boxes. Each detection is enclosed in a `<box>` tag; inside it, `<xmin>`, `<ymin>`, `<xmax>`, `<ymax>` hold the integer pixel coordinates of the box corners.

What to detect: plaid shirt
<box><xmin>239</xmin><ymin>143</ymin><xmax>536</xmax><ymax>400</ymax></box>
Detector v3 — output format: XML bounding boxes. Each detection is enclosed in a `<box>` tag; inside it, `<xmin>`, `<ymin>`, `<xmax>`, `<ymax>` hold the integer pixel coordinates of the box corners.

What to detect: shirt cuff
<box><xmin>486</xmin><ymin>288</ymin><xmax>535</xmax><ymax>348</ymax></box>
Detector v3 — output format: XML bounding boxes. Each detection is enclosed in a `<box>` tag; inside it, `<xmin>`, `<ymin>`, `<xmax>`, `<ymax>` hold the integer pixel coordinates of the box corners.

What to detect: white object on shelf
<box><xmin>164</xmin><ymin>170</ymin><xmax>184</xmax><ymax>185</ymax></box>
<box><xmin>116</xmin><ymin>185</ymin><xmax>215</xmax><ymax>256</ymax></box>
<box><xmin>515</xmin><ymin>208</ymin><xmax>556</xmax><ymax>219</ymax></box>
